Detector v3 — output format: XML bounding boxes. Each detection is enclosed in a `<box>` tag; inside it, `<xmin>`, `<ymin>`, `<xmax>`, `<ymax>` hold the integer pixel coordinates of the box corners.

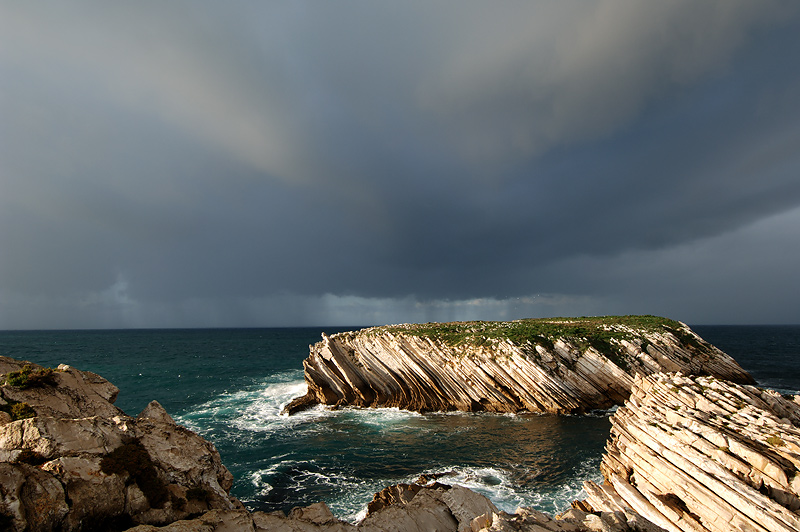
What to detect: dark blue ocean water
<box><xmin>0</xmin><ymin>325</ymin><xmax>797</xmax><ymax>521</ymax></box>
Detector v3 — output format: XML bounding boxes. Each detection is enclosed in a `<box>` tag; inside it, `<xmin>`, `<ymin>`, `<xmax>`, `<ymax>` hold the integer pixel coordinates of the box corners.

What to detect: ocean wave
<box><xmin>176</xmin><ymin>371</ymin><xmax>337</xmax><ymax>434</ymax></box>
<box><xmin>242</xmin><ymin>458</ymin><xmax>377</xmax><ymax>523</ymax></box>
<box><xmin>411</xmin><ymin>458</ymin><xmax>603</xmax><ymax>516</ymax></box>
<box><xmin>177</xmin><ymin>373</ymin><xmax>607</xmax><ymax>521</ymax></box>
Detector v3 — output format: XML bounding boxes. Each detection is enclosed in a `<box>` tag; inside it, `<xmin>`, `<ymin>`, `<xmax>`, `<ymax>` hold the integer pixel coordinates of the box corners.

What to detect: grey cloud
<box><xmin>414</xmin><ymin>1</ymin><xmax>791</xmax><ymax>163</ymax></box>
<box><xmin>1</xmin><ymin>1</ymin><xmax>800</xmax><ymax>328</ymax></box>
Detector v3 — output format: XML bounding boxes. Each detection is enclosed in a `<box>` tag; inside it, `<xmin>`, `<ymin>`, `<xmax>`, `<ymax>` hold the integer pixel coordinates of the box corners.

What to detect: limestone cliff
<box><xmin>284</xmin><ymin>316</ymin><xmax>754</xmax><ymax>415</ymax></box>
<box><xmin>4</xmin><ymin>342</ymin><xmax>790</xmax><ymax>532</ymax></box>
<box><xmin>580</xmin><ymin>373</ymin><xmax>800</xmax><ymax>532</ymax></box>
<box><xmin>2</xmin><ymin>355</ymin><xmax>644</xmax><ymax>532</ymax></box>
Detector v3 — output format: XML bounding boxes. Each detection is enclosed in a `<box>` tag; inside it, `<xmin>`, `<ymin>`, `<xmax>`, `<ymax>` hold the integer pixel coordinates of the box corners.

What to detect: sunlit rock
<box><xmin>578</xmin><ymin>372</ymin><xmax>800</xmax><ymax>532</ymax></box>
<box><xmin>0</xmin><ymin>357</ymin><xmax>238</xmax><ymax>531</ymax></box>
<box><xmin>284</xmin><ymin>316</ymin><xmax>753</xmax><ymax>415</ymax></box>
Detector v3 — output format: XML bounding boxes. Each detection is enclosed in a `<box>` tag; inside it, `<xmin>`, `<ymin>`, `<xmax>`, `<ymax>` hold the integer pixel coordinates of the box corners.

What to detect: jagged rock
<box><xmin>0</xmin><ymin>358</ymin><xmax>239</xmax><ymax>531</ymax></box>
<box><xmin>0</xmin><ymin>462</ymin><xmax>69</xmax><ymax>532</ymax></box>
<box><xmin>5</xmin><ymin>349</ymin><xmax>786</xmax><ymax>532</ymax></box>
<box><xmin>0</xmin><ymin>355</ymin><xmax>511</xmax><ymax>532</ymax></box>
<box><xmin>366</xmin><ymin>483</ymin><xmax>425</xmax><ymax>514</ymax></box>
<box><xmin>253</xmin><ymin>504</ymin><xmax>357</xmax><ymax>532</ymax></box>
<box><xmin>284</xmin><ymin>317</ymin><xmax>753</xmax><ymax>415</ymax></box>
<box><xmin>467</xmin><ymin>506</ymin><xmax>661</xmax><ymax>532</ymax></box>
<box><xmin>578</xmin><ymin>372</ymin><xmax>800</xmax><ymax>532</ymax></box>
<box><xmin>359</xmin><ymin>484</ymin><xmax>497</xmax><ymax>532</ymax></box>
<box><xmin>124</xmin><ymin>509</ymin><xmax>256</xmax><ymax>531</ymax></box>
<box><xmin>0</xmin><ymin>357</ymin><xmax>122</xmax><ymax>420</ymax></box>
<box><xmin>121</xmin><ymin>484</ymin><xmax>499</xmax><ymax>532</ymax></box>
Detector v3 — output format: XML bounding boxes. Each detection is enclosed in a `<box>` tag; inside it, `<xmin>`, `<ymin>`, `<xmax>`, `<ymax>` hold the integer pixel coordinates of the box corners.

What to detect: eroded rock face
<box><xmin>0</xmin><ymin>356</ymin><xmax>122</xmax><ymax>420</ymax></box>
<box><xmin>285</xmin><ymin>318</ymin><xmax>754</xmax><ymax>415</ymax></box>
<box><xmin>0</xmin><ymin>357</ymin><xmax>239</xmax><ymax>531</ymax></box>
<box><xmin>124</xmin><ymin>481</ymin><xmax>658</xmax><ymax>532</ymax></box>
<box><xmin>120</xmin><ymin>483</ymin><xmax>498</xmax><ymax>532</ymax></box>
<box><xmin>579</xmin><ymin>373</ymin><xmax>800</xmax><ymax>532</ymax></box>
<box><xmin>4</xmin><ymin>351</ymin><xmax>788</xmax><ymax>532</ymax></box>
<box><xmin>470</xmin><ymin>506</ymin><xmax>666</xmax><ymax>532</ymax></box>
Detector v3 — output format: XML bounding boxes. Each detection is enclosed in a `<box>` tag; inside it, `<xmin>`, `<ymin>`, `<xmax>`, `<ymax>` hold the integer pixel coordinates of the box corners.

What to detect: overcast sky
<box><xmin>2</xmin><ymin>1</ymin><xmax>800</xmax><ymax>329</ymax></box>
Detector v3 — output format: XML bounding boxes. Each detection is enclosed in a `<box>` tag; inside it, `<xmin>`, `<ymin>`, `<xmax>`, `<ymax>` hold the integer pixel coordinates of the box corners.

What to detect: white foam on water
<box><xmin>243</xmin><ymin>459</ymin><xmax>358</xmax><ymax>500</ymax></box>
<box><xmin>350</xmin><ymin>506</ymin><xmax>369</xmax><ymax>524</ymax></box>
<box><xmin>247</xmin><ymin>457</ymin><xmax>297</xmax><ymax>496</ymax></box>
<box><xmin>412</xmin><ymin>458</ymin><xmax>604</xmax><ymax>516</ymax></box>
<box><xmin>178</xmin><ymin>376</ymin><xmax>606</xmax><ymax>521</ymax></box>
<box><xmin>515</xmin><ymin>457</ymin><xmax>604</xmax><ymax>515</ymax></box>
<box><xmin>244</xmin><ymin>457</ymin><xmax>375</xmax><ymax>523</ymax></box>
<box><xmin>416</xmin><ymin>466</ymin><xmax>528</xmax><ymax>513</ymax></box>
<box><xmin>341</xmin><ymin>406</ymin><xmax>426</xmax><ymax>431</ymax></box>
<box><xmin>177</xmin><ymin>371</ymin><xmax>338</xmax><ymax>434</ymax></box>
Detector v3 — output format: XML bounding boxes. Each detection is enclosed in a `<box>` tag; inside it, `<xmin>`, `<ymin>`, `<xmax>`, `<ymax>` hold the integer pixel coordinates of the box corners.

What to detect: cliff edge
<box><xmin>0</xmin><ymin>354</ymin><xmax>649</xmax><ymax>532</ymax></box>
<box><xmin>5</xmin><ymin>346</ymin><xmax>794</xmax><ymax>531</ymax></box>
<box><xmin>579</xmin><ymin>372</ymin><xmax>800</xmax><ymax>532</ymax></box>
<box><xmin>0</xmin><ymin>356</ymin><xmax>241</xmax><ymax>531</ymax></box>
<box><xmin>284</xmin><ymin>316</ymin><xmax>754</xmax><ymax>415</ymax></box>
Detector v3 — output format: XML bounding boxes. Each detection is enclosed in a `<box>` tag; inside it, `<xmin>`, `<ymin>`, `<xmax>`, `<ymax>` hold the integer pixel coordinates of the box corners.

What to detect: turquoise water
<box><xmin>0</xmin><ymin>325</ymin><xmax>797</xmax><ymax>521</ymax></box>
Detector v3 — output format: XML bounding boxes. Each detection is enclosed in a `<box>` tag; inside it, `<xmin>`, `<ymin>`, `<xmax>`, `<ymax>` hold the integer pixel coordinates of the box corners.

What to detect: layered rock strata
<box><xmin>6</xmin><ymin>347</ymin><xmax>793</xmax><ymax>532</ymax></box>
<box><xmin>0</xmin><ymin>354</ymin><xmax>652</xmax><ymax>532</ymax></box>
<box><xmin>284</xmin><ymin>317</ymin><xmax>754</xmax><ymax>415</ymax></box>
<box><xmin>580</xmin><ymin>372</ymin><xmax>800</xmax><ymax>532</ymax></box>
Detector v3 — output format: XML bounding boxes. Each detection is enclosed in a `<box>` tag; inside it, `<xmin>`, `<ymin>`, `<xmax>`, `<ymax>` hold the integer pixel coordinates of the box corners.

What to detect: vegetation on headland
<box><xmin>0</xmin><ymin>400</ymin><xmax>36</xmax><ymax>421</ymax></box>
<box><xmin>2</xmin><ymin>364</ymin><xmax>58</xmax><ymax>389</ymax></box>
<box><xmin>375</xmin><ymin>315</ymin><xmax>685</xmax><ymax>348</ymax></box>
<box><xmin>0</xmin><ymin>364</ymin><xmax>60</xmax><ymax>421</ymax></box>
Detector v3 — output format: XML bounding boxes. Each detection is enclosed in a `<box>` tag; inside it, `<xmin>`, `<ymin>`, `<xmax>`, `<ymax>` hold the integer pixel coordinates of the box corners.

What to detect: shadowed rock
<box><xmin>0</xmin><ymin>357</ymin><xmax>239</xmax><ymax>531</ymax></box>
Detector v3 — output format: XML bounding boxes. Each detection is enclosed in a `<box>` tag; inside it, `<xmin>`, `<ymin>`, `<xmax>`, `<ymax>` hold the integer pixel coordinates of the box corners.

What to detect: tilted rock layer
<box><xmin>4</xmin><ymin>355</ymin><xmax>637</xmax><ymax>532</ymax></box>
<box><xmin>285</xmin><ymin>316</ymin><xmax>754</xmax><ymax>415</ymax></box>
<box><xmin>581</xmin><ymin>372</ymin><xmax>800</xmax><ymax>532</ymax></box>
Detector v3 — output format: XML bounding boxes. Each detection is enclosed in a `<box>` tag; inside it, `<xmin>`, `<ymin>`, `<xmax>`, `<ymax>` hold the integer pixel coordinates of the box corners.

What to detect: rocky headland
<box><xmin>2</xmin><ymin>316</ymin><xmax>798</xmax><ymax>532</ymax></box>
<box><xmin>284</xmin><ymin>316</ymin><xmax>753</xmax><ymax>415</ymax></box>
<box><xmin>0</xmin><ymin>354</ymin><xmax>651</xmax><ymax>531</ymax></box>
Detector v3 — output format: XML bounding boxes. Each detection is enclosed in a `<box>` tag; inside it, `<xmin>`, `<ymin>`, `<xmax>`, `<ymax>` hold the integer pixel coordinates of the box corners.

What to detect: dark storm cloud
<box><xmin>1</xmin><ymin>1</ymin><xmax>800</xmax><ymax>328</ymax></box>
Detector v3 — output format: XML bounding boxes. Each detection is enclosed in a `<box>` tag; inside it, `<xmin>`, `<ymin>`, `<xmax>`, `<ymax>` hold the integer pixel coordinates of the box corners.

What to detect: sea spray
<box><xmin>13</xmin><ymin>327</ymin><xmax>791</xmax><ymax>520</ymax></box>
<box><xmin>177</xmin><ymin>368</ymin><xmax>611</xmax><ymax>519</ymax></box>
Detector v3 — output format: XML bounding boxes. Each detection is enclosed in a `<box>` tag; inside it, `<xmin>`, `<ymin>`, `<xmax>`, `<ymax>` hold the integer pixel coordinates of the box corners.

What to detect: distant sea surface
<box><xmin>0</xmin><ymin>325</ymin><xmax>797</xmax><ymax>521</ymax></box>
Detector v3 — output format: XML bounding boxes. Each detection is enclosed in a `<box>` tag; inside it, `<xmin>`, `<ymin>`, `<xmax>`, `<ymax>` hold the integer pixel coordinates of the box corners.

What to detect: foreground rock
<box><xmin>470</xmin><ymin>506</ymin><xmax>665</xmax><ymax>532</ymax></box>
<box><xmin>579</xmin><ymin>372</ymin><xmax>800</xmax><ymax>532</ymax></box>
<box><xmin>0</xmin><ymin>356</ymin><xmax>240</xmax><ymax>531</ymax></box>
<box><xmin>284</xmin><ymin>316</ymin><xmax>753</xmax><ymax>415</ymax></box>
<box><xmin>126</xmin><ymin>482</ymin><xmax>654</xmax><ymax>532</ymax></box>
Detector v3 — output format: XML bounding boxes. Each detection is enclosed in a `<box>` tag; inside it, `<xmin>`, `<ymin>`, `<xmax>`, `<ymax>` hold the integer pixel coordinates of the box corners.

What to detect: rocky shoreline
<box><xmin>284</xmin><ymin>317</ymin><xmax>753</xmax><ymax>415</ymax></box>
<box><xmin>580</xmin><ymin>372</ymin><xmax>800</xmax><ymax>532</ymax></box>
<box><xmin>0</xmin><ymin>354</ymin><xmax>653</xmax><ymax>532</ymax></box>
<box><xmin>2</xmin><ymin>318</ymin><xmax>799</xmax><ymax>531</ymax></box>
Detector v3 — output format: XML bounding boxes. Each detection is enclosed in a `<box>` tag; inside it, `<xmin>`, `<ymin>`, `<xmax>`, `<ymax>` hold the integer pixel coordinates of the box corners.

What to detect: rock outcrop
<box><xmin>7</xmin><ymin>340</ymin><xmax>794</xmax><ymax>532</ymax></box>
<box><xmin>470</xmin><ymin>506</ymin><xmax>666</xmax><ymax>532</ymax></box>
<box><xmin>126</xmin><ymin>481</ymin><xmax>653</xmax><ymax>532</ymax></box>
<box><xmin>0</xmin><ymin>357</ymin><xmax>241</xmax><ymax>531</ymax></box>
<box><xmin>284</xmin><ymin>316</ymin><xmax>754</xmax><ymax>415</ymax></box>
<box><xmin>0</xmin><ymin>353</ymin><xmax>664</xmax><ymax>532</ymax></box>
<box><xmin>579</xmin><ymin>372</ymin><xmax>800</xmax><ymax>532</ymax></box>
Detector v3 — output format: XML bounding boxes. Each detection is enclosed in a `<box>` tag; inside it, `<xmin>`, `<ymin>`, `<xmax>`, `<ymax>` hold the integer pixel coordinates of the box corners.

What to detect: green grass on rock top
<box><xmin>371</xmin><ymin>315</ymin><xmax>686</xmax><ymax>350</ymax></box>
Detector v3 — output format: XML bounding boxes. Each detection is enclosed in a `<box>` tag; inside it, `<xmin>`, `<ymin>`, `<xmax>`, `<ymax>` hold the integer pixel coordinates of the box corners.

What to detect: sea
<box><xmin>0</xmin><ymin>325</ymin><xmax>797</xmax><ymax>522</ymax></box>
